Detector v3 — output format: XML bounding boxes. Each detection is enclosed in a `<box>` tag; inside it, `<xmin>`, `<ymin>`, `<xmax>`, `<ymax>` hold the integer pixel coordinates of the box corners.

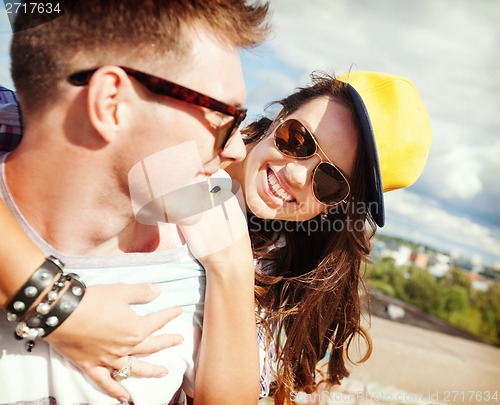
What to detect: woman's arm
<box><xmin>0</xmin><ymin>196</ymin><xmax>46</xmax><ymax>307</ymax></box>
<box><xmin>0</xmin><ymin>198</ymin><xmax>183</xmax><ymax>402</ymax></box>
<box><xmin>195</xmin><ymin>237</ymin><xmax>259</xmax><ymax>404</ymax></box>
<box><xmin>180</xmin><ymin>190</ymin><xmax>260</xmax><ymax>404</ymax></box>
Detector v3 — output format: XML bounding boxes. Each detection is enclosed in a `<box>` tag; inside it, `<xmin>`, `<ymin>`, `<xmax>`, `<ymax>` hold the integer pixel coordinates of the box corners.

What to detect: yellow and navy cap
<box><xmin>337</xmin><ymin>71</ymin><xmax>432</xmax><ymax>227</ymax></box>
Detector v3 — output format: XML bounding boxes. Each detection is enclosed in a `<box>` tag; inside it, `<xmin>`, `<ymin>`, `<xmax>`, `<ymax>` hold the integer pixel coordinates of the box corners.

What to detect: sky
<box><xmin>0</xmin><ymin>0</ymin><xmax>499</xmax><ymax>267</ymax></box>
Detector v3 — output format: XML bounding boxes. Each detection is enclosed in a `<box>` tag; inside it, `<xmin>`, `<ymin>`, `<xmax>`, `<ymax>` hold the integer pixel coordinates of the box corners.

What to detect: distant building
<box><xmin>472</xmin><ymin>279</ymin><xmax>489</xmax><ymax>291</ymax></box>
<box><xmin>428</xmin><ymin>253</ymin><xmax>452</xmax><ymax>278</ymax></box>
<box><xmin>392</xmin><ymin>245</ymin><xmax>413</xmax><ymax>267</ymax></box>
<box><xmin>479</xmin><ymin>268</ymin><xmax>500</xmax><ymax>283</ymax></box>
<box><xmin>410</xmin><ymin>252</ymin><xmax>429</xmax><ymax>268</ymax></box>
<box><xmin>465</xmin><ymin>271</ymin><xmax>490</xmax><ymax>291</ymax></box>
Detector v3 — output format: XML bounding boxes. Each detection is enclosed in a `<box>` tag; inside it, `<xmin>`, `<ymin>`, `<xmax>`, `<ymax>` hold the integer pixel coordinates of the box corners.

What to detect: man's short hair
<box><xmin>11</xmin><ymin>0</ymin><xmax>270</xmax><ymax>114</ymax></box>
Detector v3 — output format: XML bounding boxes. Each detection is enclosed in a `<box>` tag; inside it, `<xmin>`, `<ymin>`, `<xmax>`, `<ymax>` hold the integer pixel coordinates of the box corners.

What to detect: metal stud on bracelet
<box><xmin>6</xmin><ymin>256</ymin><xmax>64</xmax><ymax>322</ymax></box>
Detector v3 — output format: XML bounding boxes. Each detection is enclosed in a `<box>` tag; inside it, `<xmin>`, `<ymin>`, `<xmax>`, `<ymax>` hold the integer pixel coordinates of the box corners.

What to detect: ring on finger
<box><xmin>112</xmin><ymin>356</ymin><xmax>133</xmax><ymax>380</ymax></box>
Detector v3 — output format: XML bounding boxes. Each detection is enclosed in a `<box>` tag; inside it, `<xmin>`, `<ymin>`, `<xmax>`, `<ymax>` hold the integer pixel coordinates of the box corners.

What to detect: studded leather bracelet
<box><xmin>27</xmin><ymin>273</ymin><xmax>86</xmax><ymax>337</ymax></box>
<box><xmin>6</xmin><ymin>256</ymin><xmax>64</xmax><ymax>322</ymax></box>
<box><xmin>14</xmin><ymin>273</ymin><xmax>86</xmax><ymax>351</ymax></box>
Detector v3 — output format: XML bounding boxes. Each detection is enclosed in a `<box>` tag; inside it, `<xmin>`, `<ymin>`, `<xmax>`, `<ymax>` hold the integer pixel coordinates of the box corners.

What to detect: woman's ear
<box><xmin>86</xmin><ymin>66</ymin><xmax>133</xmax><ymax>143</ymax></box>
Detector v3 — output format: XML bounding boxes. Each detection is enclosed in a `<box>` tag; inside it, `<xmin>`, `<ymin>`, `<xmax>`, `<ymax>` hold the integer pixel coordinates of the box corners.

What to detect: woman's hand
<box><xmin>45</xmin><ymin>282</ymin><xmax>184</xmax><ymax>402</ymax></box>
<box><xmin>179</xmin><ymin>186</ymin><xmax>250</xmax><ymax>263</ymax></box>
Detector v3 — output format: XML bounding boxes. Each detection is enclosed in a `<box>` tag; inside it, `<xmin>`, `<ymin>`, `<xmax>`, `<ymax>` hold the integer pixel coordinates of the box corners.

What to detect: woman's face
<box><xmin>241</xmin><ymin>96</ymin><xmax>359</xmax><ymax>221</ymax></box>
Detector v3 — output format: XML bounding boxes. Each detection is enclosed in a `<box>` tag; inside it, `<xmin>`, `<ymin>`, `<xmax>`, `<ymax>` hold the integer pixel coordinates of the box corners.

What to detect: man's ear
<box><xmin>86</xmin><ymin>66</ymin><xmax>133</xmax><ymax>143</ymax></box>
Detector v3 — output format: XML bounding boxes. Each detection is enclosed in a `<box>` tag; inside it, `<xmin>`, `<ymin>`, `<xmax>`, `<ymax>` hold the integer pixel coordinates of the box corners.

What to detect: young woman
<box><xmin>225</xmin><ymin>70</ymin><xmax>432</xmax><ymax>402</ymax></box>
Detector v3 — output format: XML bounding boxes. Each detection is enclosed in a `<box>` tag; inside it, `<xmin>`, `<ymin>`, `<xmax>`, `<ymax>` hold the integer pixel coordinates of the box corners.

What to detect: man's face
<box><xmin>137</xmin><ymin>29</ymin><xmax>247</xmax><ymax>180</ymax></box>
<box><xmin>126</xmin><ymin>29</ymin><xmax>248</xmax><ymax>224</ymax></box>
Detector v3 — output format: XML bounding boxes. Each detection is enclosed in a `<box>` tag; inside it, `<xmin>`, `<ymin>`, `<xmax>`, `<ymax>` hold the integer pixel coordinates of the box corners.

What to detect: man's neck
<box><xmin>5</xmin><ymin>146</ymin><xmax>182</xmax><ymax>256</ymax></box>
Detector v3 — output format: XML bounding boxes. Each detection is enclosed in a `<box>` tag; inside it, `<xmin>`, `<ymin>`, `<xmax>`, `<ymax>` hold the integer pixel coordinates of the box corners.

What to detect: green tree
<box><xmin>391</xmin><ymin>268</ymin><xmax>409</xmax><ymax>301</ymax></box>
<box><xmin>439</xmin><ymin>267</ymin><xmax>472</xmax><ymax>298</ymax></box>
<box><xmin>480</xmin><ymin>284</ymin><xmax>500</xmax><ymax>345</ymax></box>
<box><xmin>368</xmin><ymin>257</ymin><xmax>396</xmax><ymax>283</ymax></box>
<box><xmin>368</xmin><ymin>253</ymin><xmax>500</xmax><ymax>346</ymax></box>
<box><xmin>404</xmin><ymin>267</ymin><xmax>443</xmax><ymax>316</ymax></box>
<box><xmin>366</xmin><ymin>258</ymin><xmax>409</xmax><ymax>298</ymax></box>
<box><xmin>442</xmin><ymin>285</ymin><xmax>469</xmax><ymax>313</ymax></box>
<box><xmin>448</xmin><ymin>307</ymin><xmax>484</xmax><ymax>336</ymax></box>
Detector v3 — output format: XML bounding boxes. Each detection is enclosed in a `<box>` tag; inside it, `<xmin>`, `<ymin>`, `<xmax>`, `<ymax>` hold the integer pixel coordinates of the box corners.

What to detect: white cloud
<box><xmin>425</xmin><ymin>144</ymin><xmax>483</xmax><ymax>200</ymax></box>
<box><xmin>417</xmin><ymin>130</ymin><xmax>500</xmax><ymax>210</ymax></box>
<box><xmin>382</xmin><ymin>190</ymin><xmax>500</xmax><ymax>266</ymax></box>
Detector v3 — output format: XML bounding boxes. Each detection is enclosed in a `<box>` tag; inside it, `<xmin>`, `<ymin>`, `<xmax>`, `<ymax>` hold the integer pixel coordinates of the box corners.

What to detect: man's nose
<box><xmin>219</xmin><ymin>130</ymin><xmax>246</xmax><ymax>163</ymax></box>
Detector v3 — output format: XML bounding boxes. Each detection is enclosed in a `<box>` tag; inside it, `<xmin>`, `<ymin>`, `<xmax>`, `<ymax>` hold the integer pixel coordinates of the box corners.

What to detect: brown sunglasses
<box><xmin>68</xmin><ymin>66</ymin><xmax>247</xmax><ymax>150</ymax></box>
<box><xmin>273</xmin><ymin>118</ymin><xmax>351</xmax><ymax>206</ymax></box>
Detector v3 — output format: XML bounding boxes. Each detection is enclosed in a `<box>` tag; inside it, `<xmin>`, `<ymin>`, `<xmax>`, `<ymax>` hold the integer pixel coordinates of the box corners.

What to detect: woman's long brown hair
<box><xmin>244</xmin><ymin>73</ymin><xmax>375</xmax><ymax>404</ymax></box>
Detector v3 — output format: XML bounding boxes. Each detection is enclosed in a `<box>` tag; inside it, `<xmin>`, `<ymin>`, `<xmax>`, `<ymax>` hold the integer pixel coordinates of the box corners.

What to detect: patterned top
<box><xmin>258</xmin><ymin>321</ymin><xmax>276</xmax><ymax>397</ymax></box>
<box><xmin>0</xmin><ymin>86</ymin><xmax>23</xmax><ymax>151</ymax></box>
<box><xmin>255</xmin><ymin>241</ymin><xmax>284</xmax><ymax>398</ymax></box>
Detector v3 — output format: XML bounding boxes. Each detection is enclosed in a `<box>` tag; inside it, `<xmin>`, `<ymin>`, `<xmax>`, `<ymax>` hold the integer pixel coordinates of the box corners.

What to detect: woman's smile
<box><xmin>265</xmin><ymin>167</ymin><xmax>296</xmax><ymax>205</ymax></box>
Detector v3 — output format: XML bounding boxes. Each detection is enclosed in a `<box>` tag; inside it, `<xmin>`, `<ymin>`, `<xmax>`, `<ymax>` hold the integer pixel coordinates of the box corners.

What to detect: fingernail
<box><xmin>118</xmin><ymin>397</ymin><xmax>128</xmax><ymax>404</ymax></box>
<box><xmin>150</xmin><ymin>284</ymin><xmax>161</xmax><ymax>294</ymax></box>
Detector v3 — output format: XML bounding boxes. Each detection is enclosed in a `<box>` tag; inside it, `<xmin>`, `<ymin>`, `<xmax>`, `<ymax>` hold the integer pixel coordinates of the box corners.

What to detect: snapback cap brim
<box><xmin>344</xmin><ymin>83</ymin><xmax>385</xmax><ymax>227</ymax></box>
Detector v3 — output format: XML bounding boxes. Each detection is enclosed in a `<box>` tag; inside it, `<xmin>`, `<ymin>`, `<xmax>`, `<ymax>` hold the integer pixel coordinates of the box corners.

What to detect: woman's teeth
<box><xmin>268</xmin><ymin>170</ymin><xmax>295</xmax><ymax>203</ymax></box>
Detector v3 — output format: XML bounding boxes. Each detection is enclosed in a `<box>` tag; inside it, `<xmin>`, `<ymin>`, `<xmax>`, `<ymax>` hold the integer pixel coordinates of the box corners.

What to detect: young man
<box><xmin>0</xmin><ymin>1</ymin><xmax>270</xmax><ymax>404</ymax></box>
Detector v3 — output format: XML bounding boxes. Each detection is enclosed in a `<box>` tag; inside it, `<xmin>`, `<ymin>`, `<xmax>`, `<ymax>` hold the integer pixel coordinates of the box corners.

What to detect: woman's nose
<box><xmin>284</xmin><ymin>158</ymin><xmax>318</xmax><ymax>189</ymax></box>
